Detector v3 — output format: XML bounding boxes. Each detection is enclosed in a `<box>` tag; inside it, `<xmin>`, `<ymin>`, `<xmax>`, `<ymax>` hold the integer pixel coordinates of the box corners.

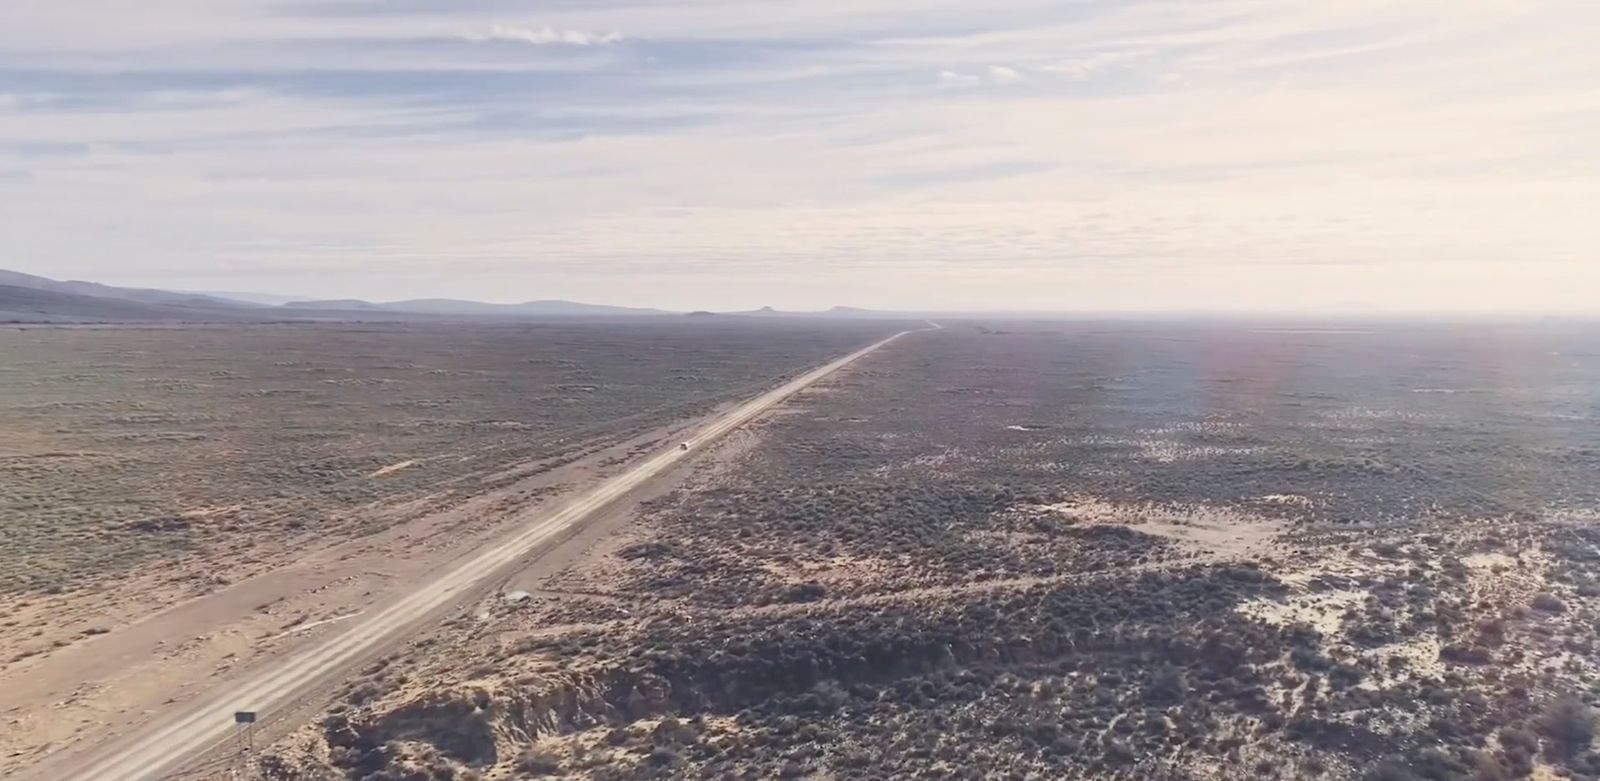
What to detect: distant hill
<box><xmin>284</xmin><ymin>297</ymin><xmax>671</xmax><ymax>318</ymax></box>
<box><xmin>0</xmin><ymin>267</ymin><xmax>944</xmax><ymax>324</ymax></box>
<box><xmin>0</xmin><ymin>269</ymin><xmax>261</xmax><ymax>310</ymax></box>
<box><xmin>0</xmin><ymin>284</ymin><xmax>255</xmax><ymax>323</ymax></box>
<box><xmin>0</xmin><ymin>268</ymin><xmax>678</xmax><ymax>323</ymax></box>
<box><xmin>184</xmin><ymin>289</ymin><xmax>308</xmax><ymax>306</ymax></box>
<box><xmin>724</xmin><ymin>305</ymin><xmax>914</xmax><ymax>319</ymax></box>
<box><xmin>283</xmin><ymin>299</ymin><xmax>388</xmax><ymax>311</ymax></box>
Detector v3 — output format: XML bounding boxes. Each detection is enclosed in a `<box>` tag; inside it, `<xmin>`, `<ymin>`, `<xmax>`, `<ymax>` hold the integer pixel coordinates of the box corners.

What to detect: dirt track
<box><xmin>23</xmin><ymin>326</ymin><xmax>925</xmax><ymax>781</ymax></box>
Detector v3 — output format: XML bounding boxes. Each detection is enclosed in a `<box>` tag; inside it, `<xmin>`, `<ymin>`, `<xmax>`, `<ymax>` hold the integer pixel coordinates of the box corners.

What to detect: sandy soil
<box><xmin>0</xmin><ymin>413</ymin><xmax>710</xmax><ymax>774</ymax></box>
<box><xmin>9</xmin><ymin>327</ymin><xmax>926</xmax><ymax>780</ymax></box>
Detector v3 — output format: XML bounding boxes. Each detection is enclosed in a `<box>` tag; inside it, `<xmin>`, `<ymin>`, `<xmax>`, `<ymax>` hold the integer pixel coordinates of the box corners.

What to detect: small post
<box><xmin>235</xmin><ymin>711</ymin><xmax>257</xmax><ymax>754</ymax></box>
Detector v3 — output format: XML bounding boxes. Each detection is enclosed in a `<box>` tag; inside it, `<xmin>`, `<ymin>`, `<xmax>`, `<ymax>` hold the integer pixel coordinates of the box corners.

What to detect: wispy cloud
<box><xmin>1</xmin><ymin>0</ymin><xmax>1596</xmax><ymax>312</ymax></box>
<box><xmin>986</xmin><ymin>65</ymin><xmax>1024</xmax><ymax>84</ymax></box>
<box><xmin>1040</xmin><ymin>50</ymin><xmax>1149</xmax><ymax>80</ymax></box>
<box><xmin>937</xmin><ymin>70</ymin><xmax>980</xmax><ymax>87</ymax></box>
<box><xmin>462</xmin><ymin>24</ymin><xmax>624</xmax><ymax>47</ymax></box>
<box><xmin>939</xmin><ymin>66</ymin><xmax>1025</xmax><ymax>88</ymax></box>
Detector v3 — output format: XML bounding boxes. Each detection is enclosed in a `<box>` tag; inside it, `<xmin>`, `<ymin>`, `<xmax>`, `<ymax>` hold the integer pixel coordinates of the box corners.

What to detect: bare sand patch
<box><xmin>369</xmin><ymin>460</ymin><xmax>418</xmax><ymax>478</ymax></box>
<box><xmin>1260</xmin><ymin>493</ymin><xmax>1316</xmax><ymax>508</ymax></box>
<box><xmin>1023</xmin><ymin>495</ymin><xmax>1284</xmax><ymax>558</ymax></box>
<box><xmin>1238</xmin><ymin>589</ymin><xmax>1366</xmax><ymax>635</ymax></box>
<box><xmin>1360</xmin><ymin>634</ymin><xmax>1444</xmax><ymax>687</ymax></box>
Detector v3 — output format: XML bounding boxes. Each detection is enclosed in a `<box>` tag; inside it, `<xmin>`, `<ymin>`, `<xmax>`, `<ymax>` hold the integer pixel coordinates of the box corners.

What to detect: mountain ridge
<box><xmin>0</xmin><ymin>269</ymin><xmax>264</xmax><ymax>310</ymax></box>
<box><xmin>0</xmin><ymin>284</ymin><xmax>257</xmax><ymax>323</ymax></box>
<box><xmin>0</xmin><ymin>268</ymin><xmax>682</xmax><ymax>322</ymax></box>
<box><xmin>0</xmin><ymin>267</ymin><xmax>934</xmax><ymax>323</ymax></box>
<box><xmin>283</xmin><ymin>297</ymin><xmax>670</xmax><ymax>317</ymax></box>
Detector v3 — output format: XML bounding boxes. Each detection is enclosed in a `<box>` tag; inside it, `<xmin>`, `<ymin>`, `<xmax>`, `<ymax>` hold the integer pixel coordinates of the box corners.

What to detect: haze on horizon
<box><xmin>3</xmin><ymin>1</ymin><xmax>1597</xmax><ymax>315</ymax></box>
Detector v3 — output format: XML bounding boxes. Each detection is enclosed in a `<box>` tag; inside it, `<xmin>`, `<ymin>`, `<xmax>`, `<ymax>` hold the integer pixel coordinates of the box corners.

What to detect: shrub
<box><xmin>1145</xmin><ymin>665</ymin><xmax>1187</xmax><ymax>705</ymax></box>
<box><xmin>1440</xmin><ymin>643</ymin><xmax>1492</xmax><ymax>665</ymax></box>
<box><xmin>1364</xmin><ymin>759</ymin><xmax>1421</xmax><ymax>781</ymax></box>
<box><xmin>1536</xmin><ymin>696</ymin><xmax>1596</xmax><ymax>758</ymax></box>
<box><xmin>514</xmin><ymin>747</ymin><xmax>562</xmax><ymax>776</ymax></box>
<box><xmin>1470</xmin><ymin>751</ymin><xmax>1511</xmax><ymax>781</ymax></box>
<box><xmin>1531</xmin><ymin>593</ymin><xmax>1566</xmax><ymax>614</ymax></box>
<box><xmin>648</xmin><ymin>746</ymin><xmax>682</xmax><ymax>766</ymax></box>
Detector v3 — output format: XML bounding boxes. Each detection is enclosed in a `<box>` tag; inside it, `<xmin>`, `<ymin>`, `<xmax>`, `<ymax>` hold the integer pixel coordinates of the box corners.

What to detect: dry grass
<box><xmin>236</xmin><ymin>321</ymin><xmax>1600</xmax><ymax>781</ymax></box>
<box><xmin>0</xmin><ymin>320</ymin><xmax>891</xmax><ymax>596</ymax></box>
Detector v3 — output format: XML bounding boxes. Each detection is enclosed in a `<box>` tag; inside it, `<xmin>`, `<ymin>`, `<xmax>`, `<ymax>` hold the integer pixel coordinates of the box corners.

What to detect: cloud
<box><xmin>1041</xmin><ymin>50</ymin><xmax>1147</xmax><ymax>80</ymax></box>
<box><xmin>938</xmin><ymin>70</ymin><xmax>981</xmax><ymax>87</ymax></box>
<box><xmin>462</xmin><ymin>24</ymin><xmax>624</xmax><ymax>46</ymax></box>
<box><xmin>986</xmin><ymin>65</ymin><xmax>1024</xmax><ymax>84</ymax></box>
<box><xmin>939</xmin><ymin>66</ymin><xmax>1024</xmax><ymax>88</ymax></box>
<box><xmin>1</xmin><ymin>0</ymin><xmax>1597</xmax><ymax>312</ymax></box>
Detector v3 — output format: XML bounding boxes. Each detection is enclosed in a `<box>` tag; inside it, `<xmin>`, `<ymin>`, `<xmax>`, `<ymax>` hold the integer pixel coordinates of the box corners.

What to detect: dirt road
<box><xmin>33</xmin><ymin>326</ymin><xmax>923</xmax><ymax>781</ymax></box>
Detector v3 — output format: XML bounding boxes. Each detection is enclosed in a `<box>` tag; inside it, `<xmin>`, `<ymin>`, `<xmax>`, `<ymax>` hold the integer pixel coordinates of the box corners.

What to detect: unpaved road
<box><xmin>32</xmin><ymin>326</ymin><xmax>925</xmax><ymax>781</ymax></box>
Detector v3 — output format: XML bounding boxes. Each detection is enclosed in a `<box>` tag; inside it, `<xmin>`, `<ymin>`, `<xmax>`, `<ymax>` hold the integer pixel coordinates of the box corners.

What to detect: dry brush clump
<box><xmin>272</xmin><ymin>566</ymin><xmax>1302</xmax><ymax>780</ymax></box>
<box><xmin>0</xmin><ymin>320</ymin><xmax>893</xmax><ymax>597</ymax></box>
<box><xmin>263</xmin><ymin>322</ymin><xmax>1600</xmax><ymax>780</ymax></box>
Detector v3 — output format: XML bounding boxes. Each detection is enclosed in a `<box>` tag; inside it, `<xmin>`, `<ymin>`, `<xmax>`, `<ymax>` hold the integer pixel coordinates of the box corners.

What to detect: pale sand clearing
<box><xmin>369</xmin><ymin>460</ymin><xmax>418</xmax><ymax>478</ymax></box>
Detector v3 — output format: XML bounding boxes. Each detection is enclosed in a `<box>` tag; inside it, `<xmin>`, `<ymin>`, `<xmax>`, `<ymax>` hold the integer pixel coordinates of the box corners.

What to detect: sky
<box><xmin>2</xmin><ymin>0</ymin><xmax>1598</xmax><ymax>313</ymax></box>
